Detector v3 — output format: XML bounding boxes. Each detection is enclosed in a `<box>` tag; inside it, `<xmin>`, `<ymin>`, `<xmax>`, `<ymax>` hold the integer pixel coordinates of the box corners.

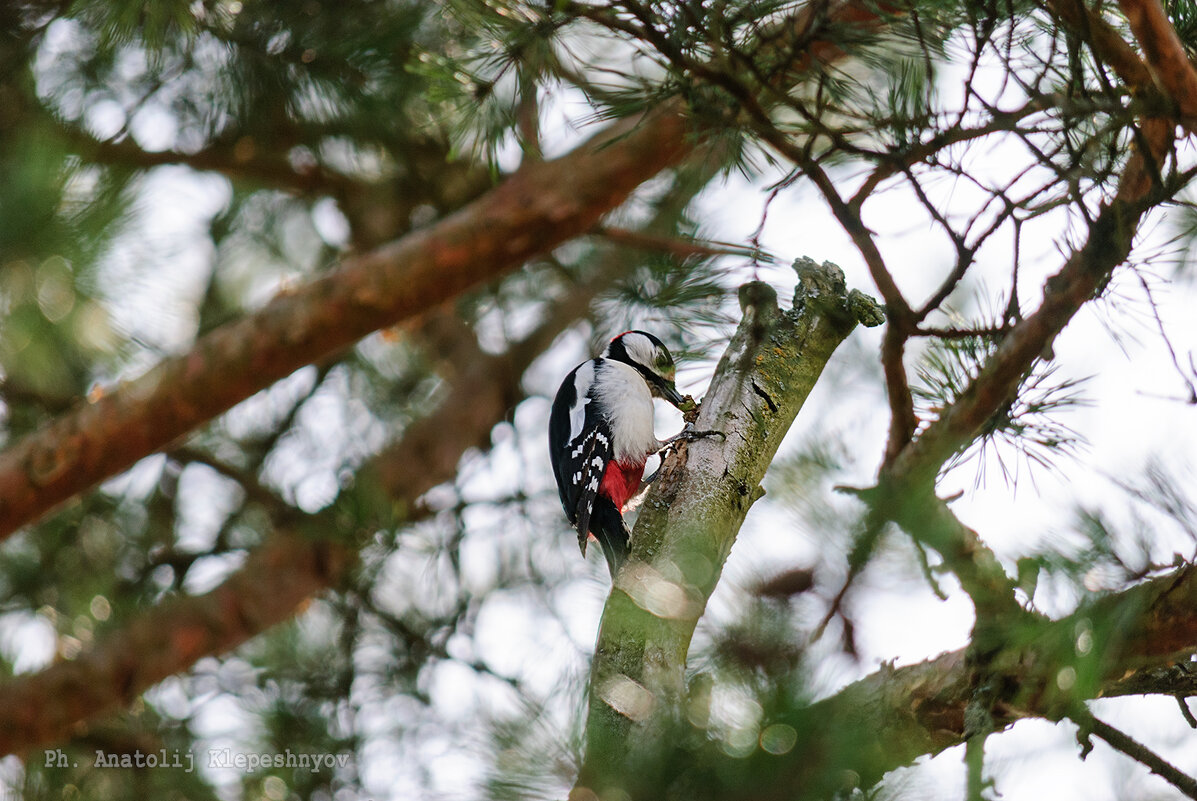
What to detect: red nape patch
<box><xmin>599</xmin><ymin>461</ymin><xmax>644</xmax><ymax>510</ymax></box>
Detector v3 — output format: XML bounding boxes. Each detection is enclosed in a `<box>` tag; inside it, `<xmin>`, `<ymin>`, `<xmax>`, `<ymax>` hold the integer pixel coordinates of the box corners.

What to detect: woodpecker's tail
<box><xmin>588</xmin><ymin>496</ymin><xmax>629</xmax><ymax>577</ymax></box>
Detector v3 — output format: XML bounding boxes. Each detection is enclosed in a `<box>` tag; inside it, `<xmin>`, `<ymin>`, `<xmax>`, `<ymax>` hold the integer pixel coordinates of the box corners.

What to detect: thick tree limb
<box><xmin>0</xmin><ymin>105</ymin><xmax>690</xmax><ymax>540</ymax></box>
<box><xmin>577</xmin><ymin>260</ymin><xmax>884</xmax><ymax>798</ymax></box>
<box><xmin>0</xmin><ymin>296</ymin><xmax>567</xmax><ymax>755</ymax></box>
<box><xmin>1043</xmin><ymin>0</ymin><xmax>1153</xmax><ymax>89</ymax></box>
<box><xmin>1117</xmin><ymin>0</ymin><xmax>1197</xmax><ymax>125</ymax></box>
<box><xmin>0</xmin><ymin>0</ymin><xmax>899</xmax><ymax>542</ymax></box>
<box><xmin>0</xmin><ymin>161</ymin><xmax>720</xmax><ymax>756</ymax></box>
<box><xmin>0</xmin><ymin>529</ymin><xmax>351</xmax><ymax>756</ymax></box>
<box><xmin>702</xmin><ymin>564</ymin><xmax>1197</xmax><ymax>796</ymax></box>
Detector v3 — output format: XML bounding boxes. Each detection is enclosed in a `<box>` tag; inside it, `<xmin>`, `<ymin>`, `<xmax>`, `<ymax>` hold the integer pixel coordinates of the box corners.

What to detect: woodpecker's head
<box><xmin>603</xmin><ymin>330</ymin><xmax>686</xmax><ymax>408</ymax></box>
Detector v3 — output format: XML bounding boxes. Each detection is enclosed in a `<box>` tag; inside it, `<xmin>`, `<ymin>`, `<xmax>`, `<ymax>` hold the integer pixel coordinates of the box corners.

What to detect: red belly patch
<box><xmin>599</xmin><ymin>460</ymin><xmax>644</xmax><ymax>510</ymax></box>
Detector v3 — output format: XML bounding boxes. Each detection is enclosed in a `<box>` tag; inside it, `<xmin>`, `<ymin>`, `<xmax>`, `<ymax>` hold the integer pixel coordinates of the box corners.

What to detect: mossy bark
<box><xmin>577</xmin><ymin>259</ymin><xmax>883</xmax><ymax>798</ymax></box>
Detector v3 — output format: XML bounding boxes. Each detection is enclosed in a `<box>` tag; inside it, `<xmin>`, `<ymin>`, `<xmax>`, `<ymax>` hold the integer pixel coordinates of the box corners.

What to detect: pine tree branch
<box><xmin>69</xmin><ymin>129</ymin><xmax>361</xmax><ymax>197</ymax></box>
<box><xmin>863</xmin><ymin>16</ymin><xmax>1181</xmax><ymax>607</ymax></box>
<box><xmin>0</xmin><ymin>275</ymin><xmax>603</xmax><ymax>756</ymax></box>
<box><xmin>819</xmin><ymin>4</ymin><xmax>1188</xmax><ymax>641</ymax></box>
<box><xmin>577</xmin><ymin>260</ymin><xmax>884</xmax><ymax>798</ymax></box>
<box><xmin>861</xmin><ymin>129</ymin><xmax>1180</xmax><ymax>625</ymax></box>
<box><xmin>0</xmin><ymin>162</ymin><xmax>719</xmax><ymax>755</ymax></box>
<box><xmin>1073</xmin><ymin>709</ymin><xmax>1197</xmax><ymax>798</ymax></box>
<box><xmin>0</xmin><ymin>0</ymin><xmax>898</xmax><ymax>544</ymax></box>
<box><xmin>740</xmin><ymin>564</ymin><xmax>1197</xmax><ymax>795</ymax></box>
<box><xmin>0</xmin><ymin>104</ymin><xmax>691</xmax><ymax>541</ymax></box>
<box><xmin>1117</xmin><ymin>0</ymin><xmax>1197</xmax><ymax>126</ymax></box>
<box><xmin>884</xmin><ymin>123</ymin><xmax>1176</xmax><ymax>489</ymax></box>
<box><xmin>1043</xmin><ymin>0</ymin><xmax>1154</xmax><ymax>89</ymax></box>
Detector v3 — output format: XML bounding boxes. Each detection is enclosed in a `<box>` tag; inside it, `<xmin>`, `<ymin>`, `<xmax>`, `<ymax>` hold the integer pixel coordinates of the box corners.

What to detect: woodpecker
<box><xmin>549</xmin><ymin>331</ymin><xmax>690</xmax><ymax>576</ymax></box>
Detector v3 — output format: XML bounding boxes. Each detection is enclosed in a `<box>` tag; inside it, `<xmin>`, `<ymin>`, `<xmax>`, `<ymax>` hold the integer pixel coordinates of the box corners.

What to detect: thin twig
<box><xmin>1135</xmin><ymin>270</ymin><xmax>1197</xmax><ymax>403</ymax></box>
<box><xmin>592</xmin><ymin>226</ymin><xmax>768</xmax><ymax>261</ymax></box>
<box><xmin>169</xmin><ymin>445</ymin><xmax>295</xmax><ymax>517</ymax></box>
<box><xmin>1074</xmin><ymin>708</ymin><xmax>1197</xmax><ymax>799</ymax></box>
<box><xmin>1178</xmin><ymin>695</ymin><xmax>1197</xmax><ymax>729</ymax></box>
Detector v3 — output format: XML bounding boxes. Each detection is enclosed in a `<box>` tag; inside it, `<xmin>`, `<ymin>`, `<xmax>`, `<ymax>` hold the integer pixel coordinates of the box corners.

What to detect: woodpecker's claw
<box><xmin>656</xmin><ymin>423</ymin><xmax>724</xmax><ymax>458</ymax></box>
<box><xmin>637</xmin><ymin>426</ymin><xmax>722</xmax><ymax>499</ymax></box>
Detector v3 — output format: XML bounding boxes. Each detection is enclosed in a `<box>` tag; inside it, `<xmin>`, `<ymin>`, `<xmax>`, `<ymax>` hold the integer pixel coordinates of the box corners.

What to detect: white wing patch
<box><xmin>568</xmin><ymin>361</ymin><xmax>595</xmax><ymax>443</ymax></box>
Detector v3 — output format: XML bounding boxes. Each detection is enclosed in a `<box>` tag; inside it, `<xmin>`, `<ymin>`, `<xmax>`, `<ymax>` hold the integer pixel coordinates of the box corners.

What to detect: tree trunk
<box><xmin>577</xmin><ymin>259</ymin><xmax>884</xmax><ymax>798</ymax></box>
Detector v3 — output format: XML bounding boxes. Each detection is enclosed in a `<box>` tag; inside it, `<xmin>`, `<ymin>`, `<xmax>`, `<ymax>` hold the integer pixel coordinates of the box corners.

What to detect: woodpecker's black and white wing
<box><xmin>549</xmin><ymin>360</ymin><xmax>612</xmax><ymax>554</ymax></box>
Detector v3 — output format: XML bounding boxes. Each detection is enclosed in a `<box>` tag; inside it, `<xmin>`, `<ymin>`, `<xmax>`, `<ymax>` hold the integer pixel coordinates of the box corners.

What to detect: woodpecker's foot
<box><xmin>656</xmin><ymin>423</ymin><xmax>724</xmax><ymax>459</ymax></box>
<box><xmin>638</xmin><ymin>426</ymin><xmax>723</xmax><ymax>497</ymax></box>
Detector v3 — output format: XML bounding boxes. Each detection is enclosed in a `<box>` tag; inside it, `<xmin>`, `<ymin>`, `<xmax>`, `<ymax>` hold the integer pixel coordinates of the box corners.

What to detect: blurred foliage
<box><xmin>0</xmin><ymin>1</ymin><xmax>1196</xmax><ymax>800</ymax></box>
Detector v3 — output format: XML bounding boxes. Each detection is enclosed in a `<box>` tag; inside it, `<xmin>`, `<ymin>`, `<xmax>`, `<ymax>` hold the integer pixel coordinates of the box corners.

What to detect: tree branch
<box><xmin>885</xmin><ymin>118</ymin><xmax>1175</xmax><ymax>490</ymax></box>
<box><xmin>1117</xmin><ymin>0</ymin><xmax>1197</xmax><ymax>126</ymax></box>
<box><xmin>747</xmin><ymin>564</ymin><xmax>1197</xmax><ymax>795</ymax></box>
<box><xmin>1074</xmin><ymin>709</ymin><xmax>1197</xmax><ymax>799</ymax></box>
<box><xmin>840</xmin><ymin>5</ymin><xmax>1187</xmax><ymax>658</ymax></box>
<box><xmin>874</xmin><ymin>0</ymin><xmax>1181</xmax><ymax>486</ymax></box>
<box><xmin>0</xmin><ymin>0</ymin><xmax>901</xmax><ymax>543</ymax></box>
<box><xmin>0</xmin><ymin>105</ymin><xmax>691</xmax><ymax>541</ymax></box>
<box><xmin>0</xmin><ymin>159</ymin><xmax>722</xmax><ymax>754</ymax></box>
<box><xmin>861</xmin><ymin>2</ymin><xmax>1184</xmax><ymax>597</ymax></box>
<box><xmin>0</xmin><ymin>278</ymin><xmax>590</xmax><ymax>755</ymax></box>
<box><xmin>577</xmin><ymin>260</ymin><xmax>884</xmax><ymax>798</ymax></box>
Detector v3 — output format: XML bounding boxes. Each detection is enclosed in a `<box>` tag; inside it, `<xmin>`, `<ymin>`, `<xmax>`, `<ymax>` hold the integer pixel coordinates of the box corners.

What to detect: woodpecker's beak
<box><xmin>655</xmin><ymin>378</ymin><xmax>686</xmax><ymax>409</ymax></box>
